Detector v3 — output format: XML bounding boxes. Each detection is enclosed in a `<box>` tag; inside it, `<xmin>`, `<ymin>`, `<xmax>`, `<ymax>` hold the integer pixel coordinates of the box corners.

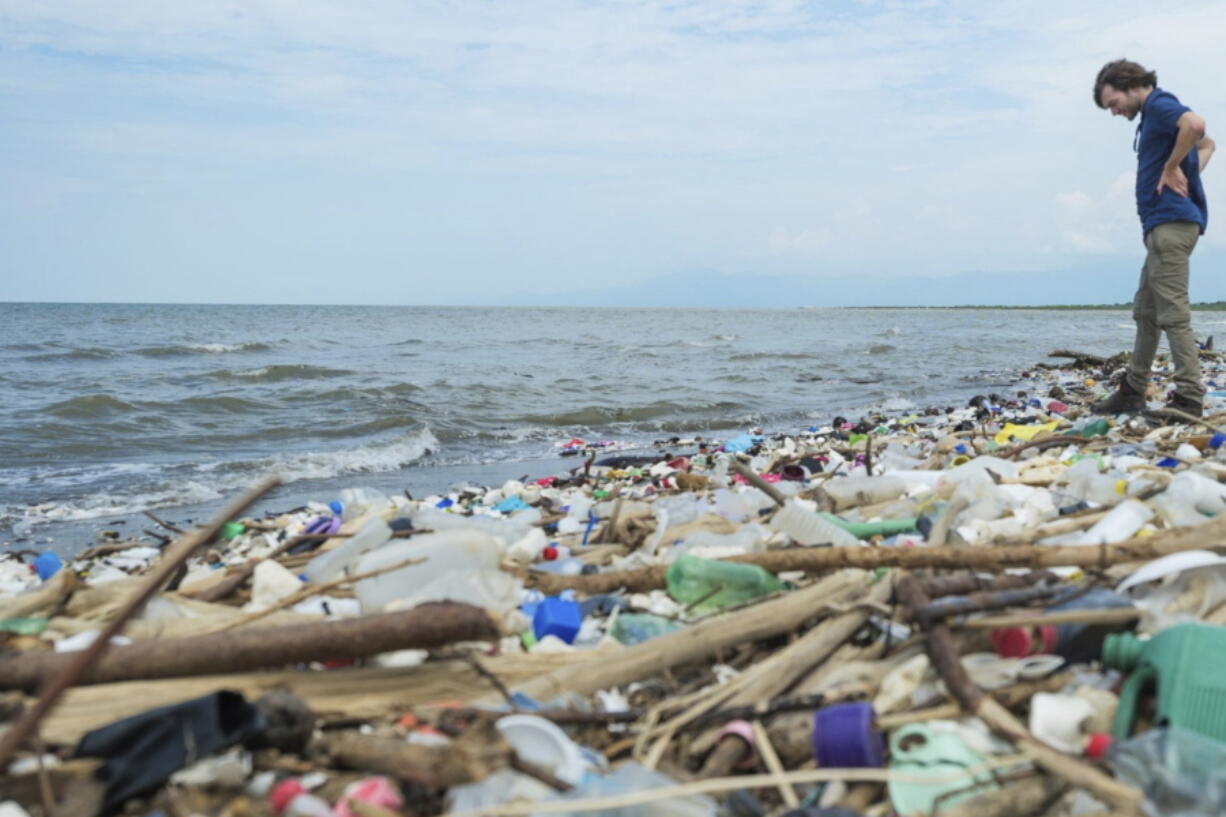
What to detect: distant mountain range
<box><xmin>473</xmin><ymin>250</ymin><xmax>1226</xmax><ymax>308</ymax></box>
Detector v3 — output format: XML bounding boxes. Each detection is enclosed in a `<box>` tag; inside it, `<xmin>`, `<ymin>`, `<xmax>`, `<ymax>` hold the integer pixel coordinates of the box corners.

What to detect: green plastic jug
<box><xmin>1103</xmin><ymin>622</ymin><xmax>1226</xmax><ymax>742</ymax></box>
<box><xmin>665</xmin><ymin>554</ymin><xmax>783</xmax><ymax>614</ymax></box>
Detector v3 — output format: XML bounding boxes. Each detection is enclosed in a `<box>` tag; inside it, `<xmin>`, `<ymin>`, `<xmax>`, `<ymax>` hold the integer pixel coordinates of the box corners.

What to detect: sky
<box><xmin>5</xmin><ymin>0</ymin><xmax>1226</xmax><ymax>306</ymax></box>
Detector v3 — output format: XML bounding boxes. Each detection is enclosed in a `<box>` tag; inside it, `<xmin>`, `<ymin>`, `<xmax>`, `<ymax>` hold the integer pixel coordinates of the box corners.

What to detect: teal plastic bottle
<box><xmin>1103</xmin><ymin>622</ymin><xmax>1226</xmax><ymax>742</ymax></box>
<box><xmin>665</xmin><ymin>554</ymin><xmax>783</xmax><ymax>614</ymax></box>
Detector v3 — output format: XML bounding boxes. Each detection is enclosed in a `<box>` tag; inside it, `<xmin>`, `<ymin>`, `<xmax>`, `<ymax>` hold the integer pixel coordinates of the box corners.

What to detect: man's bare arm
<box><xmin>1198</xmin><ymin>136</ymin><xmax>1216</xmax><ymax>172</ymax></box>
<box><xmin>1158</xmin><ymin>111</ymin><xmax>1207</xmax><ymax>196</ymax></box>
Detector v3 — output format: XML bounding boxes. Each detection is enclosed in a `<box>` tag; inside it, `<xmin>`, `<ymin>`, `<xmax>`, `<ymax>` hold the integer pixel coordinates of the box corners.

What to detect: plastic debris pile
<box><xmin>7</xmin><ymin>349</ymin><xmax>1226</xmax><ymax>816</ymax></box>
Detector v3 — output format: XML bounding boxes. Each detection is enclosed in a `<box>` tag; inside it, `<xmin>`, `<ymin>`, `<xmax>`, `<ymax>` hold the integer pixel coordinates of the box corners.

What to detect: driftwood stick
<box><xmin>751</xmin><ymin>718</ymin><xmax>799</xmax><ymax>807</ymax></box>
<box><xmin>728</xmin><ymin>459</ymin><xmax>786</xmax><ymax>506</ymax></box>
<box><xmin>0</xmin><ymin>477</ymin><xmax>280</xmax><ymax>767</ymax></box>
<box><xmin>953</xmin><ymin>607</ymin><xmax>1140</xmax><ymax>630</ymax></box>
<box><xmin>520</xmin><ymin>513</ymin><xmax>1226</xmax><ymax>595</ymax></box>
<box><xmin>0</xmin><ymin>601</ymin><xmax>498</xmax><ymax>692</ymax></box>
<box><xmin>320</xmin><ymin>725</ymin><xmax>509</xmax><ymax>788</ymax></box>
<box><xmin>911</xmin><ymin>584</ymin><xmax>1070</xmax><ymax>626</ymax></box>
<box><xmin>920</xmin><ymin>571</ymin><xmax>1053</xmax><ymax>599</ymax></box>
<box><xmin>142</xmin><ymin>509</ymin><xmax>185</xmax><ymax>534</ymax></box>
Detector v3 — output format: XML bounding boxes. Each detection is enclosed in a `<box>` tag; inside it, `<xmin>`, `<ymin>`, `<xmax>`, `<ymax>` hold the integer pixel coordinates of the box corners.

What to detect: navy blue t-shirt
<box><xmin>1135</xmin><ymin>87</ymin><xmax>1208</xmax><ymax>237</ymax></box>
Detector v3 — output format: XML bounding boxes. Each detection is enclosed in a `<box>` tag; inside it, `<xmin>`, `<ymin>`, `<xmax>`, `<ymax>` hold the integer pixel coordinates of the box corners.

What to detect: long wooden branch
<box><xmin>0</xmin><ymin>602</ymin><xmax>498</xmax><ymax>692</ymax></box>
<box><xmin>520</xmin><ymin>514</ymin><xmax>1226</xmax><ymax>595</ymax></box>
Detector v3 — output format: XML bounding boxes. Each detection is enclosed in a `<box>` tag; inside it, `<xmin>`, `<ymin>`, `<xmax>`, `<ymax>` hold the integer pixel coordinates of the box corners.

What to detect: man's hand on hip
<box><xmin>1158</xmin><ymin>164</ymin><xmax>1189</xmax><ymax>197</ymax></box>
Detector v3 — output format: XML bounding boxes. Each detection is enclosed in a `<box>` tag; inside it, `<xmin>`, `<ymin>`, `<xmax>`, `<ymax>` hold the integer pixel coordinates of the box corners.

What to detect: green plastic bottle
<box><xmin>665</xmin><ymin>554</ymin><xmax>783</xmax><ymax>614</ymax></box>
<box><xmin>1103</xmin><ymin>622</ymin><xmax>1226</xmax><ymax>743</ymax></box>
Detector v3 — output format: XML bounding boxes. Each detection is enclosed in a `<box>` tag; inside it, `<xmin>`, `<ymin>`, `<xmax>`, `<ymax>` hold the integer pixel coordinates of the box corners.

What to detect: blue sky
<box><xmin>5</xmin><ymin>0</ymin><xmax>1226</xmax><ymax>306</ymax></box>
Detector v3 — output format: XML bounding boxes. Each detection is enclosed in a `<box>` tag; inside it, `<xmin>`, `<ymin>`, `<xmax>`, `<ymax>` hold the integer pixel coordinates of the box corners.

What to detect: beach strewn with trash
<box><xmin>8</xmin><ymin>347</ymin><xmax>1226</xmax><ymax>817</ymax></box>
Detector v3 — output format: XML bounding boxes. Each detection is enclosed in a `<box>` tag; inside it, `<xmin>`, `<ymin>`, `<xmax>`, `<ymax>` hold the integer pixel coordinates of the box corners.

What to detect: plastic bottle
<box><xmin>665</xmin><ymin>554</ymin><xmax>783</xmax><ymax>614</ymax></box>
<box><xmin>302</xmin><ymin>517</ymin><xmax>392</xmax><ymax>584</ymax></box>
<box><xmin>1080</xmin><ymin>498</ymin><xmax>1153</xmax><ymax>544</ymax></box>
<box><xmin>269</xmin><ymin>779</ymin><xmax>333</xmax><ymax>817</ymax></box>
<box><xmin>1166</xmin><ymin>470</ymin><xmax>1226</xmax><ymax>515</ymax></box>
<box><xmin>820</xmin><ymin>514</ymin><xmax>918</xmax><ymax>539</ymax></box>
<box><xmin>991</xmin><ymin>587</ymin><xmax>1136</xmax><ymax>664</ymax></box>
<box><xmin>407</xmin><ymin>506</ymin><xmax>539</xmax><ymax>542</ymax></box>
<box><xmin>351</xmin><ymin>530</ymin><xmax>502</xmax><ymax>611</ymax></box>
<box><xmin>1104</xmin><ymin>622</ymin><xmax>1226</xmax><ymax>743</ymax></box>
<box><xmin>769</xmin><ymin>499</ymin><xmax>861</xmax><ymax>547</ymax></box>
<box><xmin>336</xmin><ymin>487</ymin><xmax>391</xmax><ymax>521</ymax></box>
<box><xmin>1058</xmin><ymin>459</ymin><xmax>1127</xmax><ymax>507</ymax></box>
<box><xmin>675</xmin><ymin>524</ymin><xmax>770</xmax><ymax>556</ymax></box>
<box><xmin>610</xmin><ymin>613</ymin><xmax>684</xmax><ymax>645</ymax></box>
<box><xmin>1109</xmin><ymin>726</ymin><xmax>1226</xmax><ymax>810</ymax></box>
<box><xmin>822</xmin><ymin>476</ymin><xmax>907</xmax><ymax>511</ymax></box>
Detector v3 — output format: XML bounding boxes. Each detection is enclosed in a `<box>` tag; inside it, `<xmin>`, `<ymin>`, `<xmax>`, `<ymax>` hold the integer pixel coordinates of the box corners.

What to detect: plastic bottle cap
<box><xmin>328</xmin><ymin>500</ymin><xmax>344</xmax><ymax>516</ymax></box>
<box><xmin>270</xmin><ymin>779</ymin><xmax>306</xmax><ymax>814</ymax></box>
<box><xmin>811</xmin><ymin>702</ymin><xmax>885</xmax><ymax>768</ymax></box>
<box><xmin>990</xmin><ymin>625</ymin><xmax>1058</xmax><ymax>658</ymax></box>
<box><xmin>1085</xmin><ymin>732</ymin><xmax>1112</xmax><ymax>759</ymax></box>
<box><xmin>542</xmin><ymin>546</ymin><xmax>558</xmax><ymax>561</ymax></box>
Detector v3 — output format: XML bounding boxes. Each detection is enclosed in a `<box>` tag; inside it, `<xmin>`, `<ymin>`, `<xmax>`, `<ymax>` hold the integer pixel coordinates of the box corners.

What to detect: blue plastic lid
<box><xmin>533</xmin><ymin>597</ymin><xmax>583</xmax><ymax>644</ymax></box>
<box><xmin>328</xmin><ymin>500</ymin><xmax>344</xmax><ymax>516</ymax></box>
<box><xmin>34</xmin><ymin>552</ymin><xmax>63</xmax><ymax>582</ymax></box>
<box><xmin>1211</xmin><ymin>433</ymin><xmax>1226</xmax><ymax>450</ymax></box>
<box><xmin>811</xmin><ymin>702</ymin><xmax>885</xmax><ymax>768</ymax></box>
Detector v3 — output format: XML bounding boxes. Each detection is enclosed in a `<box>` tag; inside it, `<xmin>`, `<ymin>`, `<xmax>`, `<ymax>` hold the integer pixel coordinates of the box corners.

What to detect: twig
<box><xmin>728</xmin><ymin>458</ymin><xmax>786</xmax><ymax>506</ymax></box>
<box><xmin>210</xmin><ymin>553</ymin><xmax>425</xmax><ymax>633</ymax></box>
<box><xmin>952</xmin><ymin>607</ymin><xmax>1140</xmax><ymax>630</ymax></box>
<box><xmin>465</xmin><ymin>654</ymin><xmax>515</xmax><ymax>705</ymax></box>
<box><xmin>0</xmin><ymin>477</ymin><xmax>280</xmax><ymax>767</ymax></box>
<box><xmin>1152</xmin><ymin>407</ymin><xmax>1226</xmax><ymax>436</ymax></box>
<box><xmin>751</xmin><ymin>719</ymin><xmax>799</xmax><ymax>807</ymax></box>
<box><xmin>446</xmin><ymin>758</ymin><xmax>1034</xmax><ymax>817</ymax></box>
<box><xmin>142</xmin><ymin>510</ymin><xmax>184</xmax><ymax>535</ymax></box>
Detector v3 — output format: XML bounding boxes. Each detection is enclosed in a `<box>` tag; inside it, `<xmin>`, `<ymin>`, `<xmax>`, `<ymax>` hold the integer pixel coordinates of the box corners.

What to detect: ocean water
<box><xmin>0</xmin><ymin>303</ymin><xmax>1152</xmax><ymax>553</ymax></box>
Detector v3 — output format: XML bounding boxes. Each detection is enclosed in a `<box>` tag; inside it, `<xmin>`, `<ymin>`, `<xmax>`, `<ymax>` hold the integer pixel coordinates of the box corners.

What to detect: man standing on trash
<box><xmin>1091</xmin><ymin>59</ymin><xmax>1215</xmax><ymax>418</ymax></box>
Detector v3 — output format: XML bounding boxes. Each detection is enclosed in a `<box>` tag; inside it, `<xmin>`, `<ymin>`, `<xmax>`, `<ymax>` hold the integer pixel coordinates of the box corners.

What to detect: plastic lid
<box><xmin>328</xmin><ymin>500</ymin><xmax>344</xmax><ymax>515</ymax></box>
<box><xmin>991</xmin><ymin>627</ymin><xmax>1032</xmax><ymax>658</ymax></box>
<box><xmin>269</xmin><ymin>779</ymin><xmax>305</xmax><ymax>814</ymax></box>
<box><xmin>990</xmin><ymin>625</ymin><xmax>1057</xmax><ymax>658</ymax></box>
<box><xmin>811</xmin><ymin>702</ymin><xmax>885</xmax><ymax>768</ymax></box>
<box><xmin>1085</xmin><ymin>732</ymin><xmax>1113</xmax><ymax>759</ymax></box>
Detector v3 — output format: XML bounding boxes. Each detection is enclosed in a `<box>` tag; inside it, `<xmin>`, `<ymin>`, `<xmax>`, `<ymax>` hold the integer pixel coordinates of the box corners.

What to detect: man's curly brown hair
<box><xmin>1094</xmin><ymin>59</ymin><xmax>1158</xmax><ymax>108</ymax></box>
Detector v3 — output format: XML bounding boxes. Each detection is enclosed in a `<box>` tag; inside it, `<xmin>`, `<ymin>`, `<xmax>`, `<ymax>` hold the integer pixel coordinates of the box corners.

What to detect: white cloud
<box><xmin>4</xmin><ymin>0</ymin><xmax>1226</xmax><ymax>302</ymax></box>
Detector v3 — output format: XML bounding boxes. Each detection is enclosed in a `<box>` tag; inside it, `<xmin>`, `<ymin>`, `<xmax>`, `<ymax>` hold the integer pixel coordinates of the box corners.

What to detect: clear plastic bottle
<box><xmin>351</xmin><ymin>529</ymin><xmax>503</xmax><ymax>611</ymax></box>
<box><xmin>822</xmin><ymin>476</ymin><xmax>907</xmax><ymax>511</ymax></box>
<box><xmin>769</xmin><ymin>499</ymin><xmax>861</xmax><ymax>547</ymax></box>
<box><xmin>302</xmin><ymin>516</ymin><xmax>392</xmax><ymax>584</ymax></box>
<box><xmin>336</xmin><ymin>487</ymin><xmax>391</xmax><ymax>521</ymax></box>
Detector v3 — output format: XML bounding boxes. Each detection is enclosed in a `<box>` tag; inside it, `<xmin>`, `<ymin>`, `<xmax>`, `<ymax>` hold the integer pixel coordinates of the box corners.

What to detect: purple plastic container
<box><xmin>811</xmin><ymin>702</ymin><xmax>885</xmax><ymax>768</ymax></box>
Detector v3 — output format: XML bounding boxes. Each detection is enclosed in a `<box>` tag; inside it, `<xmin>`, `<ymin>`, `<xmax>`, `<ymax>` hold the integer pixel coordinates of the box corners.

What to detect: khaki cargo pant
<box><xmin>1125</xmin><ymin>220</ymin><xmax>1203</xmax><ymax>403</ymax></box>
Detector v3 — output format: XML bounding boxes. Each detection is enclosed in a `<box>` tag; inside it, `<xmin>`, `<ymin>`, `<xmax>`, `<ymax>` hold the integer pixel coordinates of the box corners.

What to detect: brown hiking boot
<box><xmin>1168</xmin><ymin>394</ymin><xmax>1204</xmax><ymax>417</ymax></box>
<box><xmin>1091</xmin><ymin>379</ymin><xmax>1145</xmax><ymax>415</ymax></box>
